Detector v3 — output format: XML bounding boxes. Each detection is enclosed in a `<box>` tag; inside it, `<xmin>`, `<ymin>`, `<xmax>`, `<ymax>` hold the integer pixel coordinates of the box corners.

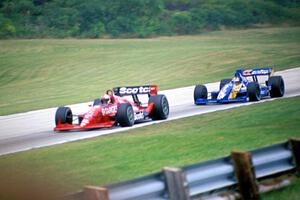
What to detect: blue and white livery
<box><xmin>194</xmin><ymin>67</ymin><xmax>285</xmax><ymax>105</ymax></box>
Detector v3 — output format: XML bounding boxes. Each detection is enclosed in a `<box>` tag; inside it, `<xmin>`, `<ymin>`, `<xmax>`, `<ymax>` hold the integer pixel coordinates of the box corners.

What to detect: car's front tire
<box><xmin>116</xmin><ymin>103</ymin><xmax>135</xmax><ymax>127</ymax></box>
<box><xmin>194</xmin><ymin>85</ymin><xmax>207</xmax><ymax>103</ymax></box>
<box><xmin>55</xmin><ymin>107</ymin><xmax>73</xmax><ymax>125</ymax></box>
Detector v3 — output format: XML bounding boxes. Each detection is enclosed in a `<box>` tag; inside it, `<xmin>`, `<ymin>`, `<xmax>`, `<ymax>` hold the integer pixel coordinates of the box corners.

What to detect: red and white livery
<box><xmin>54</xmin><ymin>85</ymin><xmax>169</xmax><ymax>131</ymax></box>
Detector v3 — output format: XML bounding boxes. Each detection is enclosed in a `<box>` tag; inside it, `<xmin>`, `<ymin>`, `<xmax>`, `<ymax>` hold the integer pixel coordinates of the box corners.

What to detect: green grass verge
<box><xmin>0</xmin><ymin>96</ymin><xmax>299</xmax><ymax>199</ymax></box>
<box><xmin>0</xmin><ymin>26</ymin><xmax>300</xmax><ymax>115</ymax></box>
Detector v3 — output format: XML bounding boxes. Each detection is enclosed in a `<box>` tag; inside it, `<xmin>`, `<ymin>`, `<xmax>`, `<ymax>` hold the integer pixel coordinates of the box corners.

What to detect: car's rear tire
<box><xmin>149</xmin><ymin>95</ymin><xmax>169</xmax><ymax>120</ymax></box>
<box><xmin>247</xmin><ymin>82</ymin><xmax>261</xmax><ymax>101</ymax></box>
<box><xmin>55</xmin><ymin>107</ymin><xmax>73</xmax><ymax>125</ymax></box>
<box><xmin>268</xmin><ymin>76</ymin><xmax>285</xmax><ymax>98</ymax></box>
<box><xmin>116</xmin><ymin>103</ymin><xmax>134</xmax><ymax>127</ymax></box>
<box><xmin>93</xmin><ymin>98</ymin><xmax>101</xmax><ymax>106</ymax></box>
<box><xmin>219</xmin><ymin>79</ymin><xmax>232</xmax><ymax>90</ymax></box>
<box><xmin>194</xmin><ymin>85</ymin><xmax>207</xmax><ymax>103</ymax></box>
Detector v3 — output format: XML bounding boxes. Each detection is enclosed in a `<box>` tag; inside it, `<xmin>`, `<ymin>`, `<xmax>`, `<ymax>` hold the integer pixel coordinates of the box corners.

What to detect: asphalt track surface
<box><xmin>0</xmin><ymin>68</ymin><xmax>299</xmax><ymax>156</ymax></box>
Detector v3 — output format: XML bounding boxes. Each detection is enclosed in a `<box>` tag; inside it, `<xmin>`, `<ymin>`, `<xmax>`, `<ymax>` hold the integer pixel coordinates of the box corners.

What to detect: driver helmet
<box><xmin>232</xmin><ymin>76</ymin><xmax>241</xmax><ymax>84</ymax></box>
<box><xmin>101</xmin><ymin>94</ymin><xmax>110</xmax><ymax>104</ymax></box>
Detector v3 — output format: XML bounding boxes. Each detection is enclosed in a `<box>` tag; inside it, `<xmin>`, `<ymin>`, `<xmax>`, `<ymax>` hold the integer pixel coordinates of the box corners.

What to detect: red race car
<box><xmin>54</xmin><ymin>85</ymin><xmax>169</xmax><ymax>131</ymax></box>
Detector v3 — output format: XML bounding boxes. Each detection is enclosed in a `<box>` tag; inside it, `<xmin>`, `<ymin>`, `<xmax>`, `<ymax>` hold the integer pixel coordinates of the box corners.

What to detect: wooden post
<box><xmin>231</xmin><ymin>151</ymin><xmax>260</xmax><ymax>200</ymax></box>
<box><xmin>289</xmin><ymin>138</ymin><xmax>300</xmax><ymax>174</ymax></box>
<box><xmin>163</xmin><ymin>167</ymin><xmax>190</xmax><ymax>200</ymax></box>
<box><xmin>84</xmin><ymin>186</ymin><xmax>109</xmax><ymax>200</ymax></box>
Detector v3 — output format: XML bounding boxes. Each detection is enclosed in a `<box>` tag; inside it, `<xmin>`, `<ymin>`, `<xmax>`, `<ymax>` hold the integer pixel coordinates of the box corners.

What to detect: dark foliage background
<box><xmin>0</xmin><ymin>0</ymin><xmax>299</xmax><ymax>38</ymax></box>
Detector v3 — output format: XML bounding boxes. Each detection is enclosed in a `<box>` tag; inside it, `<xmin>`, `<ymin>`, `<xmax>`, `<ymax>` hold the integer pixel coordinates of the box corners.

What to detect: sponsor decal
<box><xmin>229</xmin><ymin>84</ymin><xmax>242</xmax><ymax>99</ymax></box>
<box><xmin>134</xmin><ymin>112</ymin><xmax>144</xmax><ymax>121</ymax></box>
<box><xmin>242</xmin><ymin>70</ymin><xmax>252</xmax><ymax>76</ymax></box>
<box><xmin>218</xmin><ymin>84</ymin><xmax>230</xmax><ymax>99</ymax></box>
<box><xmin>101</xmin><ymin>105</ymin><xmax>117</xmax><ymax>115</ymax></box>
<box><xmin>80</xmin><ymin>119</ymin><xmax>89</xmax><ymax>127</ymax></box>
<box><xmin>250</xmin><ymin>69</ymin><xmax>270</xmax><ymax>75</ymax></box>
<box><xmin>119</xmin><ymin>86</ymin><xmax>151</xmax><ymax>95</ymax></box>
<box><xmin>243</xmin><ymin>69</ymin><xmax>270</xmax><ymax>76</ymax></box>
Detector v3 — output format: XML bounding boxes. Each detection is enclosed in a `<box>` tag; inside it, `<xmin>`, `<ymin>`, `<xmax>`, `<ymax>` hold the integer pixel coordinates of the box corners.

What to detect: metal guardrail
<box><xmin>184</xmin><ymin>156</ymin><xmax>235</xmax><ymax>196</ymax></box>
<box><xmin>251</xmin><ymin>142</ymin><xmax>294</xmax><ymax>179</ymax></box>
<box><xmin>107</xmin><ymin>173</ymin><xmax>167</xmax><ymax>200</ymax></box>
<box><xmin>69</xmin><ymin>139</ymin><xmax>299</xmax><ymax>200</ymax></box>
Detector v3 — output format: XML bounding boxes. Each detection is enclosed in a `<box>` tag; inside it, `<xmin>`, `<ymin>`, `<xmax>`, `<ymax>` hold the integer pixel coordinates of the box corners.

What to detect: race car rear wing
<box><xmin>236</xmin><ymin>68</ymin><xmax>273</xmax><ymax>77</ymax></box>
<box><xmin>113</xmin><ymin>85</ymin><xmax>158</xmax><ymax>96</ymax></box>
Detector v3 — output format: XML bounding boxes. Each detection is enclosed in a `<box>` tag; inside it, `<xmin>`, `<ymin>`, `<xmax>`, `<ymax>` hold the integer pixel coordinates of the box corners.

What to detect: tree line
<box><xmin>0</xmin><ymin>0</ymin><xmax>299</xmax><ymax>38</ymax></box>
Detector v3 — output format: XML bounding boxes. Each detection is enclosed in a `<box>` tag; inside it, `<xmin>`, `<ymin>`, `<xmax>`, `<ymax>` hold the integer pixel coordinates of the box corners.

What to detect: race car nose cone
<box><xmin>217</xmin><ymin>90</ymin><xmax>227</xmax><ymax>100</ymax></box>
<box><xmin>217</xmin><ymin>83</ymin><xmax>233</xmax><ymax>100</ymax></box>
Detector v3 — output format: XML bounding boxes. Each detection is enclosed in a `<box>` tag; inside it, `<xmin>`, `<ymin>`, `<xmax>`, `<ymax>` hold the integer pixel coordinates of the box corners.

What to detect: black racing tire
<box><xmin>116</xmin><ymin>103</ymin><xmax>135</xmax><ymax>127</ymax></box>
<box><xmin>247</xmin><ymin>82</ymin><xmax>261</xmax><ymax>101</ymax></box>
<box><xmin>55</xmin><ymin>107</ymin><xmax>73</xmax><ymax>125</ymax></box>
<box><xmin>93</xmin><ymin>98</ymin><xmax>101</xmax><ymax>106</ymax></box>
<box><xmin>219</xmin><ymin>79</ymin><xmax>232</xmax><ymax>90</ymax></box>
<box><xmin>149</xmin><ymin>94</ymin><xmax>169</xmax><ymax>120</ymax></box>
<box><xmin>268</xmin><ymin>76</ymin><xmax>285</xmax><ymax>98</ymax></box>
<box><xmin>194</xmin><ymin>85</ymin><xmax>207</xmax><ymax>103</ymax></box>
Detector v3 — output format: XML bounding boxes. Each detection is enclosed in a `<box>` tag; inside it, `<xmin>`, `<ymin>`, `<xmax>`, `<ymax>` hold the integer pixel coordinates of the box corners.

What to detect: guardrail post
<box><xmin>231</xmin><ymin>151</ymin><xmax>260</xmax><ymax>200</ymax></box>
<box><xmin>84</xmin><ymin>186</ymin><xmax>109</xmax><ymax>200</ymax></box>
<box><xmin>289</xmin><ymin>138</ymin><xmax>300</xmax><ymax>174</ymax></box>
<box><xmin>163</xmin><ymin>167</ymin><xmax>190</xmax><ymax>200</ymax></box>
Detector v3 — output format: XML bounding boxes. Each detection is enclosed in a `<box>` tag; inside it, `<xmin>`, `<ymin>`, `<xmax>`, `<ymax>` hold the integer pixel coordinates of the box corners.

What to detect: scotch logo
<box><xmin>119</xmin><ymin>86</ymin><xmax>151</xmax><ymax>95</ymax></box>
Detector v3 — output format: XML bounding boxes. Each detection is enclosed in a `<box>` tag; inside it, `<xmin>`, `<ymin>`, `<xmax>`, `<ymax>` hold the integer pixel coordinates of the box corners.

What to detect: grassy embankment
<box><xmin>0</xmin><ymin>26</ymin><xmax>299</xmax><ymax>115</ymax></box>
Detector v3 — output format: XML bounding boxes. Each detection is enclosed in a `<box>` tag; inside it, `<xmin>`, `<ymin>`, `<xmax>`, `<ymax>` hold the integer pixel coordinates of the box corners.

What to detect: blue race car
<box><xmin>194</xmin><ymin>67</ymin><xmax>285</xmax><ymax>105</ymax></box>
